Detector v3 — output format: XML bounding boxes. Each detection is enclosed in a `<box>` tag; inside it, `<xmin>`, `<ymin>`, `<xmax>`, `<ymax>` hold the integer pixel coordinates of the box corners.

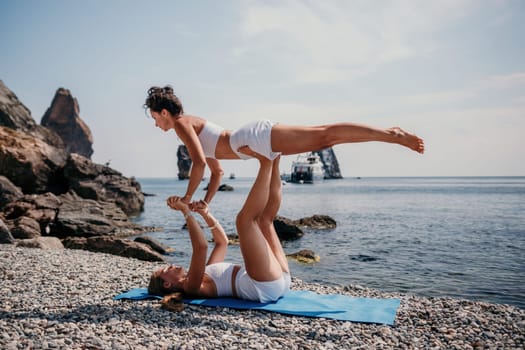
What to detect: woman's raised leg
<box><xmin>235</xmin><ymin>147</ymin><xmax>283</xmax><ymax>282</ymax></box>
<box><xmin>257</xmin><ymin>156</ymin><xmax>289</xmax><ymax>273</ymax></box>
<box><xmin>271</xmin><ymin>123</ymin><xmax>425</xmax><ymax>155</ymax></box>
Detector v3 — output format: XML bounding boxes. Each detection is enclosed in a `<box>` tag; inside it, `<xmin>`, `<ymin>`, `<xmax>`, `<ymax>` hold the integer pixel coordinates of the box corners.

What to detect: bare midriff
<box><xmin>214</xmin><ymin>131</ymin><xmax>241</xmax><ymax>159</ymax></box>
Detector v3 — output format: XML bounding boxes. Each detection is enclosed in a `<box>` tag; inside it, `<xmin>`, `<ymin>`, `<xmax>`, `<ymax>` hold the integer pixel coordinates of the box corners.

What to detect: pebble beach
<box><xmin>1</xmin><ymin>245</ymin><xmax>523</xmax><ymax>350</ymax></box>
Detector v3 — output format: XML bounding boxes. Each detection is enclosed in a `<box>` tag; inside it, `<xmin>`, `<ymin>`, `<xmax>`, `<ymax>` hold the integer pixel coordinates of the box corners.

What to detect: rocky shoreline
<box><xmin>1</xmin><ymin>245</ymin><xmax>523</xmax><ymax>349</ymax></box>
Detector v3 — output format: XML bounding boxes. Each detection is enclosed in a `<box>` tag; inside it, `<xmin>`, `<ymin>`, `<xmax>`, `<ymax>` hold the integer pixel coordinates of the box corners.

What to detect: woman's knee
<box><xmin>236</xmin><ymin>210</ymin><xmax>256</xmax><ymax>230</ymax></box>
<box><xmin>257</xmin><ymin>214</ymin><xmax>274</xmax><ymax>229</ymax></box>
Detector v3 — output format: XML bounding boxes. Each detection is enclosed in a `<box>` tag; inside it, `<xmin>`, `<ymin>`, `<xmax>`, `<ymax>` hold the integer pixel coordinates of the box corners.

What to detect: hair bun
<box><xmin>147</xmin><ymin>86</ymin><xmax>162</xmax><ymax>97</ymax></box>
<box><xmin>162</xmin><ymin>86</ymin><xmax>174</xmax><ymax>95</ymax></box>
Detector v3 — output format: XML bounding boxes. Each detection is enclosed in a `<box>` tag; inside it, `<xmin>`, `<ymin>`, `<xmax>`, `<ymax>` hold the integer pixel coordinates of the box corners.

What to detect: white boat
<box><xmin>290</xmin><ymin>153</ymin><xmax>325</xmax><ymax>184</ymax></box>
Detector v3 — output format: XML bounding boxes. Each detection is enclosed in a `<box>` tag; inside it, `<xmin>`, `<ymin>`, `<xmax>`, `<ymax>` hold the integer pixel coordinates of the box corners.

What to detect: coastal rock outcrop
<box><xmin>41</xmin><ymin>88</ymin><xmax>94</xmax><ymax>158</ymax></box>
<box><xmin>315</xmin><ymin>148</ymin><xmax>343</xmax><ymax>179</ymax></box>
<box><xmin>0</xmin><ymin>126</ymin><xmax>68</xmax><ymax>193</ymax></box>
<box><xmin>0</xmin><ymin>219</ymin><xmax>15</xmax><ymax>244</ymax></box>
<box><xmin>0</xmin><ymin>176</ymin><xmax>23</xmax><ymax>210</ymax></box>
<box><xmin>51</xmin><ymin>191</ymin><xmax>145</xmax><ymax>238</ymax></box>
<box><xmin>16</xmin><ymin>236</ymin><xmax>64</xmax><ymax>250</ymax></box>
<box><xmin>271</xmin><ymin>214</ymin><xmax>336</xmax><ymax>241</ymax></box>
<box><xmin>286</xmin><ymin>249</ymin><xmax>320</xmax><ymax>264</ymax></box>
<box><xmin>9</xmin><ymin>216</ymin><xmax>41</xmax><ymax>239</ymax></box>
<box><xmin>273</xmin><ymin>216</ymin><xmax>304</xmax><ymax>241</ymax></box>
<box><xmin>134</xmin><ymin>236</ymin><xmax>175</xmax><ymax>255</ymax></box>
<box><xmin>63</xmin><ymin>236</ymin><xmax>165</xmax><ymax>262</ymax></box>
<box><xmin>0</xmin><ymin>80</ymin><xmax>63</xmax><ymax>148</ymax></box>
<box><xmin>177</xmin><ymin>145</ymin><xmax>191</xmax><ymax>180</ymax></box>
<box><xmin>0</xmin><ymin>81</ymin><xmax>151</xmax><ymax>260</ymax></box>
<box><xmin>294</xmin><ymin>215</ymin><xmax>336</xmax><ymax>229</ymax></box>
<box><xmin>64</xmin><ymin>153</ymin><xmax>144</xmax><ymax>215</ymax></box>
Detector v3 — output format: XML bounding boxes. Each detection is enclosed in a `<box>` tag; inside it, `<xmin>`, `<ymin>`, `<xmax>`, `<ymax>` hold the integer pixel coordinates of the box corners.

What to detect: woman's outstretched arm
<box><xmin>203</xmin><ymin>158</ymin><xmax>224</xmax><ymax>205</ymax></box>
<box><xmin>167</xmin><ymin>196</ymin><xmax>207</xmax><ymax>295</ymax></box>
<box><xmin>173</xmin><ymin>118</ymin><xmax>207</xmax><ymax>203</ymax></box>
<box><xmin>193</xmin><ymin>200</ymin><xmax>228</xmax><ymax>265</ymax></box>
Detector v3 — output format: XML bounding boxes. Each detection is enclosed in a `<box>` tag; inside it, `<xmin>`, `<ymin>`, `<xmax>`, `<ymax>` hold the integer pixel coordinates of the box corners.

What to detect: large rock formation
<box><xmin>1</xmin><ymin>191</ymin><xmax>147</xmax><ymax>239</ymax></box>
<box><xmin>177</xmin><ymin>145</ymin><xmax>191</xmax><ymax>180</ymax></box>
<box><xmin>41</xmin><ymin>88</ymin><xmax>94</xmax><ymax>158</ymax></box>
<box><xmin>0</xmin><ymin>176</ymin><xmax>23</xmax><ymax>210</ymax></box>
<box><xmin>315</xmin><ymin>148</ymin><xmax>343</xmax><ymax>179</ymax></box>
<box><xmin>0</xmin><ymin>218</ymin><xmax>15</xmax><ymax>244</ymax></box>
<box><xmin>64</xmin><ymin>153</ymin><xmax>144</xmax><ymax>215</ymax></box>
<box><xmin>0</xmin><ymin>80</ymin><xmax>152</xmax><ymax>260</ymax></box>
<box><xmin>0</xmin><ymin>126</ymin><xmax>68</xmax><ymax>193</ymax></box>
<box><xmin>0</xmin><ymin>80</ymin><xmax>63</xmax><ymax>148</ymax></box>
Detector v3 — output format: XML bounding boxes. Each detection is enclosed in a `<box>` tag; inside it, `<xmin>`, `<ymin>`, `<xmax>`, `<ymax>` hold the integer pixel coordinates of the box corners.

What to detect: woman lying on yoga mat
<box><xmin>148</xmin><ymin>149</ymin><xmax>290</xmax><ymax>303</ymax></box>
<box><xmin>144</xmin><ymin>86</ymin><xmax>425</xmax><ymax>205</ymax></box>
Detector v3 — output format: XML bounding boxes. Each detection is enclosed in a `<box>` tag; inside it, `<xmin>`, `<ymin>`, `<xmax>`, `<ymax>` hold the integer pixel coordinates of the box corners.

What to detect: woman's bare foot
<box><xmin>388</xmin><ymin>127</ymin><xmax>425</xmax><ymax>154</ymax></box>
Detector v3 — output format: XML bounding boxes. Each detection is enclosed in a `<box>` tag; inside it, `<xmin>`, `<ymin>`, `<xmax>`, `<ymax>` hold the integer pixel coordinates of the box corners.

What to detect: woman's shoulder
<box><xmin>176</xmin><ymin>114</ymin><xmax>207</xmax><ymax>129</ymax></box>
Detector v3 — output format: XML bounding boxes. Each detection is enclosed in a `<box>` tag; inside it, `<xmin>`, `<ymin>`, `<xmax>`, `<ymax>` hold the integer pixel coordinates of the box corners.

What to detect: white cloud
<box><xmin>234</xmin><ymin>0</ymin><xmax>477</xmax><ymax>83</ymax></box>
<box><xmin>395</xmin><ymin>72</ymin><xmax>525</xmax><ymax>108</ymax></box>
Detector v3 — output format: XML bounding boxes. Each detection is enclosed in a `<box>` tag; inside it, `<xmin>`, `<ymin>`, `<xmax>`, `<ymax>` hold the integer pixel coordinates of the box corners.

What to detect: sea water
<box><xmin>132</xmin><ymin>177</ymin><xmax>525</xmax><ymax>310</ymax></box>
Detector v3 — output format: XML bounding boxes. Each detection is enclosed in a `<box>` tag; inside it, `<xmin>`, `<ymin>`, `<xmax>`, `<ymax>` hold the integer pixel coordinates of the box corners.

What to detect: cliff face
<box><xmin>315</xmin><ymin>148</ymin><xmax>343</xmax><ymax>179</ymax></box>
<box><xmin>0</xmin><ymin>80</ymin><xmax>145</xmax><ymax>237</ymax></box>
<box><xmin>177</xmin><ymin>145</ymin><xmax>192</xmax><ymax>180</ymax></box>
<box><xmin>0</xmin><ymin>80</ymin><xmax>63</xmax><ymax>148</ymax></box>
<box><xmin>41</xmin><ymin>88</ymin><xmax>94</xmax><ymax>159</ymax></box>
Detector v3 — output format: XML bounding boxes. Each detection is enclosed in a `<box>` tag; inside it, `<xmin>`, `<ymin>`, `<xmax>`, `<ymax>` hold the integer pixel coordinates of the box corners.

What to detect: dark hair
<box><xmin>148</xmin><ymin>273</ymin><xmax>178</xmax><ymax>296</ymax></box>
<box><xmin>144</xmin><ymin>85</ymin><xmax>184</xmax><ymax>116</ymax></box>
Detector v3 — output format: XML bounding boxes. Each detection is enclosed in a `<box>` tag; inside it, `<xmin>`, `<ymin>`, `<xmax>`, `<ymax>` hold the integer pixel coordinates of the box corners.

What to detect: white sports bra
<box><xmin>197</xmin><ymin>121</ymin><xmax>224</xmax><ymax>159</ymax></box>
<box><xmin>204</xmin><ymin>262</ymin><xmax>236</xmax><ymax>297</ymax></box>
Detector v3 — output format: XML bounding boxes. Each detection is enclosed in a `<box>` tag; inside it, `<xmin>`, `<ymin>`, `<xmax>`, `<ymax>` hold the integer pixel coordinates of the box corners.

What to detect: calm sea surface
<box><xmin>132</xmin><ymin>177</ymin><xmax>525</xmax><ymax>310</ymax></box>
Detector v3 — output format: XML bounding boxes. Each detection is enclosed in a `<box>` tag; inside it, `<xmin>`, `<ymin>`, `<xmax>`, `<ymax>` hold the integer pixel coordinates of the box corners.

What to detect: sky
<box><xmin>1</xmin><ymin>0</ymin><xmax>524</xmax><ymax>178</ymax></box>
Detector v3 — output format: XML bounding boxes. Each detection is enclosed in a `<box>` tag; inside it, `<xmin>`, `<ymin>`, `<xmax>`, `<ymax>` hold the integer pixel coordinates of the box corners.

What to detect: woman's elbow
<box><xmin>214</xmin><ymin>236</ymin><xmax>229</xmax><ymax>247</ymax></box>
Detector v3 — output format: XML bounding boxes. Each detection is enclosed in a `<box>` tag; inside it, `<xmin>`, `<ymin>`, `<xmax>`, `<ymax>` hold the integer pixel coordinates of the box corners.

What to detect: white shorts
<box><xmin>229</xmin><ymin>119</ymin><xmax>281</xmax><ymax>160</ymax></box>
<box><xmin>235</xmin><ymin>267</ymin><xmax>291</xmax><ymax>303</ymax></box>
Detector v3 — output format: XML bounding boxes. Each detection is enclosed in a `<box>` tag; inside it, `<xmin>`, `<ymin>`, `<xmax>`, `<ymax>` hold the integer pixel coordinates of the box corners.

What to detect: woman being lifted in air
<box><xmin>148</xmin><ymin>148</ymin><xmax>290</xmax><ymax>303</ymax></box>
<box><xmin>144</xmin><ymin>86</ymin><xmax>425</xmax><ymax>205</ymax></box>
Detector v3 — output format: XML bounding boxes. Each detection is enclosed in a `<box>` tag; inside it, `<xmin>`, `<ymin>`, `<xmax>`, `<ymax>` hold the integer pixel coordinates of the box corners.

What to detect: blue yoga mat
<box><xmin>114</xmin><ymin>288</ymin><xmax>400</xmax><ymax>325</ymax></box>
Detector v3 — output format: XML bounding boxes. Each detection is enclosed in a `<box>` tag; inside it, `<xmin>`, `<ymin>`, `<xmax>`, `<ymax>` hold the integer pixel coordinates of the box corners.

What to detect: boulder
<box><xmin>1</xmin><ymin>192</ymin><xmax>62</xmax><ymax>236</ymax></box>
<box><xmin>16</xmin><ymin>237</ymin><xmax>64</xmax><ymax>250</ymax></box>
<box><xmin>0</xmin><ymin>80</ymin><xmax>63</xmax><ymax>148</ymax></box>
<box><xmin>218</xmin><ymin>184</ymin><xmax>234</xmax><ymax>191</ymax></box>
<box><xmin>51</xmin><ymin>191</ymin><xmax>145</xmax><ymax>238</ymax></box>
<box><xmin>1</xmin><ymin>191</ymin><xmax>146</xmax><ymax>239</ymax></box>
<box><xmin>64</xmin><ymin>153</ymin><xmax>144</xmax><ymax>215</ymax></box>
<box><xmin>294</xmin><ymin>215</ymin><xmax>336</xmax><ymax>229</ymax></box>
<box><xmin>0</xmin><ymin>126</ymin><xmax>68</xmax><ymax>194</ymax></box>
<box><xmin>0</xmin><ymin>219</ymin><xmax>15</xmax><ymax>244</ymax></box>
<box><xmin>177</xmin><ymin>145</ymin><xmax>191</xmax><ymax>180</ymax></box>
<box><xmin>8</xmin><ymin>216</ymin><xmax>41</xmax><ymax>239</ymax></box>
<box><xmin>273</xmin><ymin>216</ymin><xmax>304</xmax><ymax>241</ymax></box>
<box><xmin>63</xmin><ymin>236</ymin><xmax>165</xmax><ymax>262</ymax></box>
<box><xmin>0</xmin><ymin>175</ymin><xmax>23</xmax><ymax>210</ymax></box>
<box><xmin>286</xmin><ymin>249</ymin><xmax>320</xmax><ymax>264</ymax></box>
<box><xmin>41</xmin><ymin>88</ymin><xmax>94</xmax><ymax>158</ymax></box>
<box><xmin>134</xmin><ymin>236</ymin><xmax>175</xmax><ymax>255</ymax></box>
<box><xmin>204</xmin><ymin>183</ymin><xmax>234</xmax><ymax>191</ymax></box>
